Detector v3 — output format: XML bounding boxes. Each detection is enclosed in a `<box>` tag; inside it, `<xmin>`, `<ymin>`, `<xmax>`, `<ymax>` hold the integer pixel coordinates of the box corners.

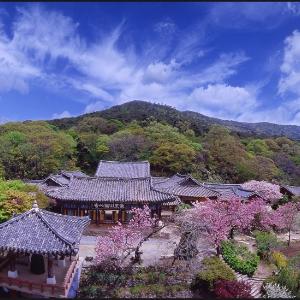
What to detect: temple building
<box><xmin>153</xmin><ymin>174</ymin><xmax>220</xmax><ymax>206</ymax></box>
<box><xmin>27</xmin><ymin>170</ymin><xmax>89</xmax><ymax>192</ymax></box>
<box><xmin>46</xmin><ymin>161</ymin><xmax>180</xmax><ymax>224</ymax></box>
<box><xmin>202</xmin><ymin>182</ymin><xmax>261</xmax><ymax>202</ymax></box>
<box><xmin>30</xmin><ymin>160</ymin><xmax>261</xmax><ymax>225</ymax></box>
<box><xmin>0</xmin><ymin>201</ymin><xmax>89</xmax><ymax>298</ymax></box>
<box><xmin>280</xmin><ymin>185</ymin><xmax>300</xmax><ymax>200</ymax></box>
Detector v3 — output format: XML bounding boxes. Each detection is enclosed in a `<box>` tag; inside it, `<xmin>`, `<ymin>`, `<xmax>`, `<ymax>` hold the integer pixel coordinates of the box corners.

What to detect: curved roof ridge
<box><xmin>0</xmin><ymin>210</ymin><xmax>32</xmax><ymax>229</ymax></box>
<box><xmin>71</xmin><ymin>176</ymin><xmax>152</xmax><ymax>182</ymax></box>
<box><xmin>34</xmin><ymin>210</ymin><xmax>76</xmax><ymax>248</ymax></box>
<box><xmin>98</xmin><ymin>160</ymin><xmax>149</xmax><ymax>163</ymax></box>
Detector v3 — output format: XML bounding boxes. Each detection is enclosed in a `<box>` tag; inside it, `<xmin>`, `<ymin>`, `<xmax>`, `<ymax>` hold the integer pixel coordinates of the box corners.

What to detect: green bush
<box><xmin>193</xmin><ymin>256</ymin><xmax>236</xmax><ymax>290</ymax></box>
<box><xmin>221</xmin><ymin>240</ymin><xmax>259</xmax><ymax>276</ymax></box>
<box><xmin>130</xmin><ymin>284</ymin><xmax>176</xmax><ymax>298</ymax></box>
<box><xmin>275</xmin><ymin>267</ymin><xmax>300</xmax><ymax>294</ymax></box>
<box><xmin>254</xmin><ymin>230</ymin><xmax>278</xmax><ymax>260</ymax></box>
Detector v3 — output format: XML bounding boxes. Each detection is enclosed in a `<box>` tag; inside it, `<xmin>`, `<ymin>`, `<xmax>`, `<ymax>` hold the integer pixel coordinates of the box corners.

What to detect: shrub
<box><xmin>266</xmin><ymin>266</ymin><xmax>300</xmax><ymax>295</ymax></box>
<box><xmin>253</xmin><ymin>230</ymin><xmax>278</xmax><ymax>260</ymax></box>
<box><xmin>271</xmin><ymin>251</ymin><xmax>288</xmax><ymax>270</ymax></box>
<box><xmin>221</xmin><ymin>240</ymin><xmax>259</xmax><ymax>276</ymax></box>
<box><xmin>175</xmin><ymin>203</ymin><xmax>192</xmax><ymax>213</ymax></box>
<box><xmin>263</xmin><ymin>283</ymin><xmax>295</xmax><ymax>298</ymax></box>
<box><xmin>193</xmin><ymin>256</ymin><xmax>236</xmax><ymax>290</ymax></box>
<box><xmin>274</xmin><ymin>267</ymin><xmax>300</xmax><ymax>294</ymax></box>
<box><xmin>214</xmin><ymin>280</ymin><xmax>253</xmax><ymax>298</ymax></box>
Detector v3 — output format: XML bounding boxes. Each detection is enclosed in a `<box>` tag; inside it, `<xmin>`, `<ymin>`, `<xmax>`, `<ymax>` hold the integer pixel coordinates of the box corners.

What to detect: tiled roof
<box><xmin>151</xmin><ymin>176</ymin><xmax>169</xmax><ymax>185</ymax></box>
<box><xmin>153</xmin><ymin>174</ymin><xmax>220</xmax><ymax>198</ymax></box>
<box><xmin>26</xmin><ymin>170</ymin><xmax>89</xmax><ymax>192</ymax></box>
<box><xmin>95</xmin><ymin>160</ymin><xmax>150</xmax><ymax>178</ymax></box>
<box><xmin>203</xmin><ymin>183</ymin><xmax>258</xmax><ymax>200</ymax></box>
<box><xmin>0</xmin><ymin>201</ymin><xmax>89</xmax><ymax>255</ymax></box>
<box><xmin>281</xmin><ymin>185</ymin><xmax>300</xmax><ymax>196</ymax></box>
<box><xmin>47</xmin><ymin>177</ymin><xmax>179</xmax><ymax>204</ymax></box>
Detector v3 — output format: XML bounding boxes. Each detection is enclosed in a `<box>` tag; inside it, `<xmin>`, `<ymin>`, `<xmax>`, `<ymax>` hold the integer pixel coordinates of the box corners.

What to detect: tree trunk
<box><xmin>229</xmin><ymin>228</ymin><xmax>234</xmax><ymax>239</ymax></box>
<box><xmin>288</xmin><ymin>229</ymin><xmax>291</xmax><ymax>247</ymax></box>
<box><xmin>216</xmin><ymin>245</ymin><xmax>221</xmax><ymax>257</ymax></box>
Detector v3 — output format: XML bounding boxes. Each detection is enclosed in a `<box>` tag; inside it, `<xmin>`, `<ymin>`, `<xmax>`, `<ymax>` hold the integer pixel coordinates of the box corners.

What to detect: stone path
<box><xmin>236</xmin><ymin>273</ymin><xmax>264</xmax><ymax>298</ymax></box>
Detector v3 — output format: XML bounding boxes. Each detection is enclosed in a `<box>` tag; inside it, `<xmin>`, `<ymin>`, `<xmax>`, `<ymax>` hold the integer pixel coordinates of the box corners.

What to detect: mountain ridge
<box><xmin>49</xmin><ymin>100</ymin><xmax>300</xmax><ymax>140</ymax></box>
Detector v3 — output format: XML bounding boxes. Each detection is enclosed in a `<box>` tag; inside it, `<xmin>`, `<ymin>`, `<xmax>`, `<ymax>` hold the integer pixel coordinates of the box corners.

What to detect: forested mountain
<box><xmin>50</xmin><ymin>101</ymin><xmax>300</xmax><ymax>140</ymax></box>
<box><xmin>0</xmin><ymin>100</ymin><xmax>300</xmax><ymax>185</ymax></box>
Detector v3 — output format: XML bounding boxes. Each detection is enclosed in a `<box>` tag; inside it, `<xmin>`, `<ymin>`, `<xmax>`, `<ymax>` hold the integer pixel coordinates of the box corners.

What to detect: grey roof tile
<box><xmin>0</xmin><ymin>202</ymin><xmax>89</xmax><ymax>255</ymax></box>
<box><xmin>47</xmin><ymin>177</ymin><xmax>179</xmax><ymax>204</ymax></box>
<box><xmin>153</xmin><ymin>174</ymin><xmax>220</xmax><ymax>198</ymax></box>
<box><xmin>95</xmin><ymin>160</ymin><xmax>150</xmax><ymax>178</ymax></box>
<box><xmin>203</xmin><ymin>183</ymin><xmax>258</xmax><ymax>200</ymax></box>
<box><xmin>282</xmin><ymin>185</ymin><xmax>300</xmax><ymax>196</ymax></box>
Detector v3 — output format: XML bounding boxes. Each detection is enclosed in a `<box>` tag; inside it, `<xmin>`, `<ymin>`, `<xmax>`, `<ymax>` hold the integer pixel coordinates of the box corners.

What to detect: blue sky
<box><xmin>1</xmin><ymin>2</ymin><xmax>300</xmax><ymax>125</ymax></box>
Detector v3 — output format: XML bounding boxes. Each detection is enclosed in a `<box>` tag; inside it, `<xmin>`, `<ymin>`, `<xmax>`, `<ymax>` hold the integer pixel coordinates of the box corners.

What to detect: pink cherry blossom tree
<box><xmin>177</xmin><ymin>200</ymin><xmax>231</xmax><ymax>256</ymax></box>
<box><xmin>273</xmin><ymin>202</ymin><xmax>299</xmax><ymax>246</ymax></box>
<box><xmin>95</xmin><ymin>205</ymin><xmax>160</xmax><ymax>268</ymax></box>
<box><xmin>242</xmin><ymin>180</ymin><xmax>283</xmax><ymax>204</ymax></box>
<box><xmin>176</xmin><ymin>197</ymin><xmax>276</xmax><ymax>257</ymax></box>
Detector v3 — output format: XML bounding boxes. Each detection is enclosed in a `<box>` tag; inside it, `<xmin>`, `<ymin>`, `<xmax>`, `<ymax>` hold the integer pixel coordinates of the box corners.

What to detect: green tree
<box><xmin>246</xmin><ymin>139</ymin><xmax>272</xmax><ymax>157</ymax></box>
<box><xmin>150</xmin><ymin>142</ymin><xmax>196</xmax><ymax>174</ymax></box>
<box><xmin>203</xmin><ymin>125</ymin><xmax>250</xmax><ymax>182</ymax></box>
<box><xmin>0</xmin><ymin>179</ymin><xmax>49</xmax><ymax>223</ymax></box>
<box><xmin>0</xmin><ymin>122</ymin><xmax>77</xmax><ymax>179</ymax></box>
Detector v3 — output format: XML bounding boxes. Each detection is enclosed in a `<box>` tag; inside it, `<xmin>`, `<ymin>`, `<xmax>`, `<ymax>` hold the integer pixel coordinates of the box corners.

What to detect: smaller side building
<box><xmin>203</xmin><ymin>183</ymin><xmax>261</xmax><ymax>202</ymax></box>
<box><xmin>153</xmin><ymin>174</ymin><xmax>220</xmax><ymax>207</ymax></box>
<box><xmin>280</xmin><ymin>185</ymin><xmax>300</xmax><ymax>200</ymax></box>
<box><xmin>0</xmin><ymin>201</ymin><xmax>90</xmax><ymax>298</ymax></box>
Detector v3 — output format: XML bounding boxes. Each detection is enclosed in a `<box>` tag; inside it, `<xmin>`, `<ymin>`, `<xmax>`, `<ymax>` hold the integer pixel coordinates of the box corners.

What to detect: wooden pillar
<box><xmin>122</xmin><ymin>210</ymin><xmax>126</xmax><ymax>223</ymax></box>
<box><xmin>47</xmin><ymin>257</ymin><xmax>54</xmax><ymax>278</ymax></box>
<box><xmin>7</xmin><ymin>252</ymin><xmax>18</xmax><ymax>278</ymax></box>
<box><xmin>9</xmin><ymin>253</ymin><xmax>16</xmax><ymax>272</ymax></box>
<box><xmin>47</xmin><ymin>255</ymin><xmax>56</xmax><ymax>284</ymax></box>
<box><xmin>99</xmin><ymin>210</ymin><xmax>104</xmax><ymax>224</ymax></box>
<box><xmin>118</xmin><ymin>210</ymin><xmax>122</xmax><ymax>223</ymax></box>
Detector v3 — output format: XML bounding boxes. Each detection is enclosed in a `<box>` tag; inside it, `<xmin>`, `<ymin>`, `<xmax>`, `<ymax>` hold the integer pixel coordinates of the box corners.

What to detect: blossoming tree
<box><xmin>176</xmin><ymin>197</ymin><xmax>276</xmax><ymax>257</ymax></box>
<box><xmin>242</xmin><ymin>180</ymin><xmax>283</xmax><ymax>204</ymax></box>
<box><xmin>95</xmin><ymin>205</ymin><xmax>159</xmax><ymax>268</ymax></box>
<box><xmin>274</xmin><ymin>202</ymin><xmax>299</xmax><ymax>246</ymax></box>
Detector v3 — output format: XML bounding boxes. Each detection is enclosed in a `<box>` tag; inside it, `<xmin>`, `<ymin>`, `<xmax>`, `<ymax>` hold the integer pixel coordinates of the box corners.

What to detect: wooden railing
<box><xmin>62</xmin><ymin>259</ymin><xmax>78</xmax><ymax>293</ymax></box>
<box><xmin>0</xmin><ymin>257</ymin><xmax>79</xmax><ymax>297</ymax></box>
<box><xmin>0</xmin><ymin>275</ymin><xmax>65</xmax><ymax>296</ymax></box>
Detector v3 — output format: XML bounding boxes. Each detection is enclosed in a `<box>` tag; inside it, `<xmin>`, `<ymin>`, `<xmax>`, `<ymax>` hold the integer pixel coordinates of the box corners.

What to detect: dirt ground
<box><xmin>277</xmin><ymin>241</ymin><xmax>300</xmax><ymax>258</ymax></box>
<box><xmin>79</xmin><ymin>222</ymin><xmax>216</xmax><ymax>273</ymax></box>
<box><xmin>79</xmin><ymin>215</ymin><xmax>300</xmax><ymax>278</ymax></box>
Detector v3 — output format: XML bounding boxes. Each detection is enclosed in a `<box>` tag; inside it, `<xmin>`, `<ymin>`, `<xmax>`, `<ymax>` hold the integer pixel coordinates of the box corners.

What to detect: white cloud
<box><xmin>186</xmin><ymin>84</ymin><xmax>257</xmax><ymax>119</ymax></box>
<box><xmin>236</xmin><ymin>98</ymin><xmax>300</xmax><ymax>125</ymax></box>
<box><xmin>0</xmin><ymin>5</ymin><xmax>254</xmax><ymax>119</ymax></box>
<box><xmin>52</xmin><ymin>111</ymin><xmax>72</xmax><ymax>119</ymax></box>
<box><xmin>154</xmin><ymin>20</ymin><xmax>176</xmax><ymax>34</ymax></box>
<box><xmin>278</xmin><ymin>30</ymin><xmax>300</xmax><ymax>95</ymax></box>
<box><xmin>209</xmin><ymin>3</ymin><xmax>300</xmax><ymax>29</ymax></box>
<box><xmin>0</xmin><ymin>116</ymin><xmax>10</xmax><ymax>124</ymax></box>
<box><xmin>143</xmin><ymin>59</ymin><xmax>179</xmax><ymax>84</ymax></box>
<box><xmin>4</xmin><ymin>5</ymin><xmax>289</xmax><ymax>124</ymax></box>
<box><xmin>84</xmin><ymin>101</ymin><xmax>108</xmax><ymax>114</ymax></box>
